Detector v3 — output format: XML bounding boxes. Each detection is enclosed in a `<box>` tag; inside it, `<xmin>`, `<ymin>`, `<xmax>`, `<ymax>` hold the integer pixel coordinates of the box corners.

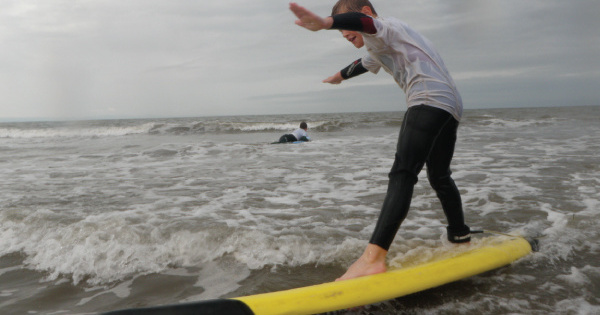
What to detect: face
<box><xmin>341</xmin><ymin>30</ymin><xmax>365</xmax><ymax>48</ymax></box>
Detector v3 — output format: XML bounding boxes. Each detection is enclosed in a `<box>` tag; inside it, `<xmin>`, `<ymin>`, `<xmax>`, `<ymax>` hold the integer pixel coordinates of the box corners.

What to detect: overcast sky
<box><xmin>1</xmin><ymin>0</ymin><xmax>599</xmax><ymax>121</ymax></box>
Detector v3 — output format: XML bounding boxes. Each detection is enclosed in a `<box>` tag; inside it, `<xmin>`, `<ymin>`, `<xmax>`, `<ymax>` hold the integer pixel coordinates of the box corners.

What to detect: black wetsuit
<box><xmin>278</xmin><ymin>134</ymin><xmax>298</xmax><ymax>143</ymax></box>
<box><xmin>369</xmin><ymin>105</ymin><xmax>469</xmax><ymax>249</ymax></box>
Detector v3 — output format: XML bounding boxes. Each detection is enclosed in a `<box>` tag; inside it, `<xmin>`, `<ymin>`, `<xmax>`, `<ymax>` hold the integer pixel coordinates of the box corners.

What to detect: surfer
<box><xmin>290</xmin><ymin>0</ymin><xmax>471</xmax><ymax>281</ymax></box>
<box><xmin>278</xmin><ymin>121</ymin><xmax>311</xmax><ymax>143</ymax></box>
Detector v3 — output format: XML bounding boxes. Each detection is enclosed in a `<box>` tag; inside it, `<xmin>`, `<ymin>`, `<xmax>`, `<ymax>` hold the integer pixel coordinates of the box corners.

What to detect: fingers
<box><xmin>323</xmin><ymin>72</ymin><xmax>344</xmax><ymax>84</ymax></box>
<box><xmin>323</xmin><ymin>77</ymin><xmax>341</xmax><ymax>84</ymax></box>
<box><xmin>290</xmin><ymin>2</ymin><xmax>323</xmax><ymax>31</ymax></box>
<box><xmin>289</xmin><ymin>2</ymin><xmax>308</xmax><ymax>19</ymax></box>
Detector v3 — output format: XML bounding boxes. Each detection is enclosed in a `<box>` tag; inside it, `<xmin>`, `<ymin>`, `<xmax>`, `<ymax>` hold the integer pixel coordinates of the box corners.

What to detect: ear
<box><xmin>361</xmin><ymin>6</ymin><xmax>374</xmax><ymax>16</ymax></box>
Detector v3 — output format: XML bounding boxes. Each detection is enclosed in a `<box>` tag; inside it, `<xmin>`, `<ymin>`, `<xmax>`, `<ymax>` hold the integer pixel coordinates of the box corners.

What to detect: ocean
<box><xmin>1</xmin><ymin>106</ymin><xmax>599</xmax><ymax>314</ymax></box>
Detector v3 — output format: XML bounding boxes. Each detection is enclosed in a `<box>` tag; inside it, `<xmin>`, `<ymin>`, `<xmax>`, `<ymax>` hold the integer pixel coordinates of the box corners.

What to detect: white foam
<box><xmin>1</xmin><ymin>197</ymin><xmax>375</xmax><ymax>285</ymax></box>
<box><xmin>555</xmin><ymin>297</ymin><xmax>600</xmax><ymax>315</ymax></box>
<box><xmin>233</xmin><ymin>122</ymin><xmax>318</xmax><ymax>132</ymax></box>
<box><xmin>76</xmin><ymin>279</ymin><xmax>133</xmax><ymax>306</ymax></box>
<box><xmin>185</xmin><ymin>261</ymin><xmax>250</xmax><ymax>301</ymax></box>
<box><xmin>264</xmin><ymin>196</ymin><xmax>299</xmax><ymax>205</ymax></box>
<box><xmin>0</xmin><ymin>123</ymin><xmax>155</xmax><ymax>139</ymax></box>
<box><xmin>556</xmin><ymin>266</ymin><xmax>593</xmax><ymax>286</ymax></box>
<box><xmin>0</xmin><ymin>289</ymin><xmax>16</xmax><ymax>297</ymax></box>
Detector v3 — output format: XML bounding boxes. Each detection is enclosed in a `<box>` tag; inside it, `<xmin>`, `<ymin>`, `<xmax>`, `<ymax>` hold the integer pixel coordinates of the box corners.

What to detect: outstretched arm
<box><xmin>290</xmin><ymin>2</ymin><xmax>333</xmax><ymax>31</ymax></box>
<box><xmin>290</xmin><ymin>3</ymin><xmax>372</xmax><ymax>84</ymax></box>
<box><xmin>330</xmin><ymin>12</ymin><xmax>377</xmax><ymax>34</ymax></box>
<box><xmin>323</xmin><ymin>59</ymin><xmax>369</xmax><ymax>84</ymax></box>
<box><xmin>290</xmin><ymin>3</ymin><xmax>377</xmax><ymax>34</ymax></box>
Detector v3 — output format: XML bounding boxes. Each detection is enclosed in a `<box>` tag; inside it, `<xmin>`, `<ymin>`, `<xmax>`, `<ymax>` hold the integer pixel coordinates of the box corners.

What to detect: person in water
<box><xmin>290</xmin><ymin>0</ymin><xmax>471</xmax><ymax>281</ymax></box>
<box><xmin>278</xmin><ymin>121</ymin><xmax>311</xmax><ymax>143</ymax></box>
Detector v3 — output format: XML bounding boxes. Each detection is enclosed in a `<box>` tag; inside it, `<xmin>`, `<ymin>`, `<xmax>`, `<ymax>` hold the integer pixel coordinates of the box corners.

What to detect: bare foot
<box><xmin>336</xmin><ymin>244</ymin><xmax>388</xmax><ymax>281</ymax></box>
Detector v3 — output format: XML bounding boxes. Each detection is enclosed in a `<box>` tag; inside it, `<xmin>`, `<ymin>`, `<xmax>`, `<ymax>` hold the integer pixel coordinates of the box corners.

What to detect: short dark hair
<box><xmin>300</xmin><ymin>121</ymin><xmax>308</xmax><ymax>129</ymax></box>
<box><xmin>332</xmin><ymin>0</ymin><xmax>377</xmax><ymax>16</ymax></box>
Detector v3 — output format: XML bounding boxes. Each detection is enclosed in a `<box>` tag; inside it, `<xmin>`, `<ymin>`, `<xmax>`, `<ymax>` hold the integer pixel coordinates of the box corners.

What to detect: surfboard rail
<box><xmin>102</xmin><ymin>235</ymin><xmax>533</xmax><ymax>315</ymax></box>
<box><xmin>234</xmin><ymin>236</ymin><xmax>532</xmax><ymax>315</ymax></box>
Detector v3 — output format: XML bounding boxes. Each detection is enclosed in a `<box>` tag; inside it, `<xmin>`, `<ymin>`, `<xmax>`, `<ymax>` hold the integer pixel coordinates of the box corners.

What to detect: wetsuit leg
<box><xmin>279</xmin><ymin>134</ymin><xmax>297</xmax><ymax>143</ymax></box>
<box><xmin>426</xmin><ymin>118</ymin><xmax>467</xmax><ymax>228</ymax></box>
<box><xmin>369</xmin><ymin>105</ymin><xmax>458</xmax><ymax>250</ymax></box>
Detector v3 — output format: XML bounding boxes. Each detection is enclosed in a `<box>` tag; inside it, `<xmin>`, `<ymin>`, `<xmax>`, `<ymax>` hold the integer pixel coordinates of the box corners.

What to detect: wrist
<box><xmin>323</xmin><ymin>16</ymin><xmax>334</xmax><ymax>29</ymax></box>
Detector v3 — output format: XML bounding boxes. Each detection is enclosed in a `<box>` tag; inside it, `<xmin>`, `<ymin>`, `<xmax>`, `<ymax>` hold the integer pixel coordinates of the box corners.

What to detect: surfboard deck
<box><xmin>103</xmin><ymin>235</ymin><xmax>533</xmax><ymax>315</ymax></box>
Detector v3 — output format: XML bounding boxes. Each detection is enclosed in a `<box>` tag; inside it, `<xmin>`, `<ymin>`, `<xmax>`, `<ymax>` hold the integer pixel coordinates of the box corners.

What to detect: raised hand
<box><xmin>290</xmin><ymin>2</ymin><xmax>333</xmax><ymax>31</ymax></box>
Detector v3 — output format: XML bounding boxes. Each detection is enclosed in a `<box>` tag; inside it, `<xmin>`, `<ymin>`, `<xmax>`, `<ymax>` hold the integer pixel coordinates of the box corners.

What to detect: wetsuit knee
<box><xmin>427</xmin><ymin>173</ymin><xmax>453</xmax><ymax>192</ymax></box>
<box><xmin>389</xmin><ymin>159</ymin><xmax>420</xmax><ymax>182</ymax></box>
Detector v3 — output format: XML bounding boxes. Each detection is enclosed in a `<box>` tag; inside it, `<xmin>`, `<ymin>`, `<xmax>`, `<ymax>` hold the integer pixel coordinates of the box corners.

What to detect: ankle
<box><xmin>363</xmin><ymin>243</ymin><xmax>388</xmax><ymax>263</ymax></box>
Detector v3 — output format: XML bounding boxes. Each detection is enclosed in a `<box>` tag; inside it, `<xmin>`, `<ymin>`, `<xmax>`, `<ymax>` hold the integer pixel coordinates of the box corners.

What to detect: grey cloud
<box><xmin>0</xmin><ymin>0</ymin><xmax>598</xmax><ymax>121</ymax></box>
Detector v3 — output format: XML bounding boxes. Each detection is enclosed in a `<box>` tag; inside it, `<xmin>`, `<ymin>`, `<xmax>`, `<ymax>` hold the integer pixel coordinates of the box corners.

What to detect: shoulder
<box><xmin>372</xmin><ymin>17</ymin><xmax>407</xmax><ymax>32</ymax></box>
<box><xmin>366</xmin><ymin>17</ymin><xmax>411</xmax><ymax>43</ymax></box>
<box><xmin>370</xmin><ymin>17</ymin><xmax>430</xmax><ymax>49</ymax></box>
<box><xmin>362</xmin><ymin>17</ymin><xmax>406</xmax><ymax>49</ymax></box>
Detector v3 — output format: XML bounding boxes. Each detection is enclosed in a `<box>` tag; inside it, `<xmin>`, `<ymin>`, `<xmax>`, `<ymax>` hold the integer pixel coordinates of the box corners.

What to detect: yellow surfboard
<box><xmin>104</xmin><ymin>235</ymin><xmax>534</xmax><ymax>315</ymax></box>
